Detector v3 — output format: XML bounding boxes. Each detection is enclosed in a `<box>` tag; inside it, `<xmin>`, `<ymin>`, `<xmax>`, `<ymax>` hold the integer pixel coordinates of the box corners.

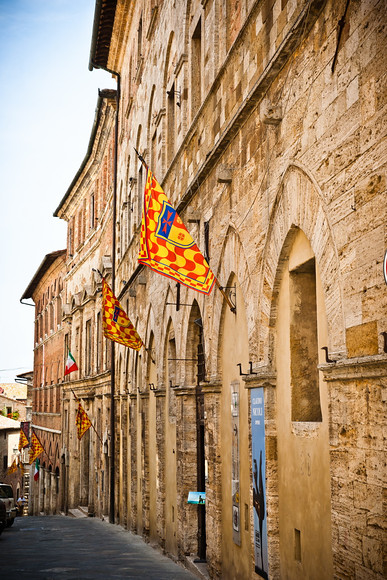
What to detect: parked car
<box><xmin>0</xmin><ymin>484</ymin><xmax>17</xmax><ymax>527</ymax></box>
<box><xmin>0</xmin><ymin>499</ymin><xmax>6</xmax><ymax>535</ymax></box>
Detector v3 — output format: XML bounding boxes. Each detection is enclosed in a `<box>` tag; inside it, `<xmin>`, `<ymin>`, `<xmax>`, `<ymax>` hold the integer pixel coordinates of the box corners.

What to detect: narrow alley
<box><xmin>1</xmin><ymin>515</ymin><xmax>199</xmax><ymax>579</ymax></box>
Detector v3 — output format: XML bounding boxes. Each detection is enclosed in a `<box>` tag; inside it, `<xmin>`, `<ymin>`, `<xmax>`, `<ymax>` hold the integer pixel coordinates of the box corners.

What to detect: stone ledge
<box><xmin>243</xmin><ymin>366</ymin><xmax>276</xmax><ymax>389</ymax></box>
<box><xmin>319</xmin><ymin>355</ymin><xmax>387</xmax><ymax>382</ymax></box>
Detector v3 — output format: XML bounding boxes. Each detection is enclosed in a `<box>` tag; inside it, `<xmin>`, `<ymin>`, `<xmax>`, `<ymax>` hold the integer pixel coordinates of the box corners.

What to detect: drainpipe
<box><xmin>90</xmin><ymin>59</ymin><xmax>120</xmax><ymax>526</ymax></box>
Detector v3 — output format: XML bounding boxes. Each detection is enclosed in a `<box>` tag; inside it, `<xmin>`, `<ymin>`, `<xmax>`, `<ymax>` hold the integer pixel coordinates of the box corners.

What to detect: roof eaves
<box><xmin>20</xmin><ymin>250</ymin><xmax>67</xmax><ymax>301</ymax></box>
<box><xmin>89</xmin><ymin>0</ymin><xmax>118</xmax><ymax>72</ymax></box>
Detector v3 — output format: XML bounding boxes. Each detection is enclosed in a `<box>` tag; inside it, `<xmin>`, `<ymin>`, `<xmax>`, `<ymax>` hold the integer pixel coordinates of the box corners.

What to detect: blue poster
<box><xmin>251</xmin><ymin>388</ymin><xmax>269</xmax><ymax>578</ymax></box>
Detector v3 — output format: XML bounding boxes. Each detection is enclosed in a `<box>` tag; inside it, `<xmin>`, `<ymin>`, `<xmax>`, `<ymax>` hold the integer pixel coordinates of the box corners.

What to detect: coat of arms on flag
<box><xmin>138</xmin><ymin>169</ymin><xmax>216</xmax><ymax>295</ymax></box>
<box><xmin>76</xmin><ymin>402</ymin><xmax>92</xmax><ymax>440</ymax></box>
<box><xmin>102</xmin><ymin>278</ymin><xmax>143</xmax><ymax>350</ymax></box>
<box><xmin>29</xmin><ymin>431</ymin><xmax>44</xmax><ymax>464</ymax></box>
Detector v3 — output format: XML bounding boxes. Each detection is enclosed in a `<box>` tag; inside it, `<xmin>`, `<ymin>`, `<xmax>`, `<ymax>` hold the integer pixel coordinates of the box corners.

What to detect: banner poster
<box><xmin>231</xmin><ymin>380</ymin><xmax>241</xmax><ymax>546</ymax></box>
<box><xmin>251</xmin><ymin>388</ymin><xmax>269</xmax><ymax>578</ymax></box>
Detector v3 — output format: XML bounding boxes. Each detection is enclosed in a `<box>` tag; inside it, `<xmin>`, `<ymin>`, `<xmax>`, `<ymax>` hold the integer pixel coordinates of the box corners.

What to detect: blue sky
<box><xmin>0</xmin><ymin>0</ymin><xmax>116</xmax><ymax>381</ymax></box>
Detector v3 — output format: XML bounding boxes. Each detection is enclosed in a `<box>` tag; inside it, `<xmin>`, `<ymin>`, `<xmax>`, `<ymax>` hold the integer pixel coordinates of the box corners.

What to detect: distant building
<box><xmin>0</xmin><ymin>383</ymin><xmax>27</xmax><ymax>421</ymax></box>
<box><xmin>21</xmin><ymin>250</ymin><xmax>67</xmax><ymax>514</ymax></box>
<box><xmin>0</xmin><ymin>415</ymin><xmax>21</xmax><ymax>497</ymax></box>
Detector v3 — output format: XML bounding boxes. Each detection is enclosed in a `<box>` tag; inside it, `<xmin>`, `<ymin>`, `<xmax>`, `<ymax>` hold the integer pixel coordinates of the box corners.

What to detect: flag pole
<box><xmin>134</xmin><ymin>147</ymin><xmax>148</xmax><ymax>170</ymax></box>
<box><xmin>215</xmin><ymin>280</ymin><xmax>236</xmax><ymax>313</ymax></box>
<box><xmin>70</xmin><ymin>393</ymin><xmax>104</xmax><ymax>445</ymax></box>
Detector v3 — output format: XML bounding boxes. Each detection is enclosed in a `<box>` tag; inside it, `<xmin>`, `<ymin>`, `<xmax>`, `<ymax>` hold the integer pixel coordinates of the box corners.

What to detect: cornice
<box><xmin>243</xmin><ymin>367</ymin><xmax>276</xmax><ymax>390</ymax></box>
<box><xmin>319</xmin><ymin>355</ymin><xmax>387</xmax><ymax>382</ymax></box>
<box><xmin>174</xmin><ymin>385</ymin><xmax>196</xmax><ymax>397</ymax></box>
<box><xmin>200</xmin><ymin>380</ymin><xmax>222</xmax><ymax>395</ymax></box>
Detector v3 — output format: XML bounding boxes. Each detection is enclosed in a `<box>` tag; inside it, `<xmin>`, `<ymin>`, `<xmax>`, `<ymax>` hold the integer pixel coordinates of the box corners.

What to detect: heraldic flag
<box><xmin>76</xmin><ymin>402</ymin><xmax>92</xmax><ymax>440</ymax></box>
<box><xmin>7</xmin><ymin>459</ymin><xmax>17</xmax><ymax>475</ymax></box>
<box><xmin>138</xmin><ymin>169</ymin><xmax>216</xmax><ymax>295</ymax></box>
<box><xmin>102</xmin><ymin>278</ymin><xmax>143</xmax><ymax>350</ymax></box>
<box><xmin>29</xmin><ymin>432</ymin><xmax>44</xmax><ymax>464</ymax></box>
<box><xmin>18</xmin><ymin>428</ymin><xmax>29</xmax><ymax>451</ymax></box>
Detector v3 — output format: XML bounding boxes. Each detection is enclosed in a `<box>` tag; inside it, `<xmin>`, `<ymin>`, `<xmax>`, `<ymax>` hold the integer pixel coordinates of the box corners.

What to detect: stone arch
<box><xmin>144</xmin><ymin>303</ymin><xmax>157</xmax><ymax>375</ymax></box>
<box><xmin>258</xmin><ymin>162</ymin><xmax>345</xmax><ymax>365</ymax></box>
<box><xmin>212</xmin><ymin>225</ymin><xmax>255</xmax><ymax>379</ymax></box>
<box><xmin>163</xmin><ymin>30</ymin><xmax>176</xmax><ymax>91</ymax></box>
<box><xmin>185</xmin><ymin>299</ymin><xmax>203</xmax><ymax>385</ymax></box>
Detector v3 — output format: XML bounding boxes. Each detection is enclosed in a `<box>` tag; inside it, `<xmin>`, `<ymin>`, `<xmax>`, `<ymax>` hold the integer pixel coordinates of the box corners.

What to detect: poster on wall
<box><xmin>251</xmin><ymin>388</ymin><xmax>269</xmax><ymax>579</ymax></box>
<box><xmin>231</xmin><ymin>381</ymin><xmax>241</xmax><ymax>546</ymax></box>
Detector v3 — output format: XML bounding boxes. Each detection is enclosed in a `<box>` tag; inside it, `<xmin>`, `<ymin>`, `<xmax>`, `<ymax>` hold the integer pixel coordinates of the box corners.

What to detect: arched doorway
<box><xmin>275</xmin><ymin>228</ymin><xmax>333</xmax><ymax>578</ymax></box>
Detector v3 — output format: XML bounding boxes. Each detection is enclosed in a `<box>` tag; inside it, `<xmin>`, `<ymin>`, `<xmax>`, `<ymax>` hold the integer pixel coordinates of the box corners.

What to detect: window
<box><xmin>68</xmin><ymin>218</ymin><xmax>74</xmax><ymax>257</ymax></box>
<box><xmin>96</xmin><ymin>312</ymin><xmax>102</xmax><ymax>373</ymax></box>
<box><xmin>290</xmin><ymin>258</ymin><xmax>322</xmax><ymax>422</ymax></box>
<box><xmin>191</xmin><ymin>17</ymin><xmax>202</xmax><ymax>118</ymax></box>
<box><xmin>167</xmin><ymin>84</ymin><xmax>175</xmax><ymax>165</ymax></box>
<box><xmin>90</xmin><ymin>193</ymin><xmax>95</xmax><ymax>230</ymax></box>
<box><xmin>56</xmin><ymin>296</ymin><xmax>62</xmax><ymax>329</ymax></box>
<box><xmin>75</xmin><ymin>326</ymin><xmax>80</xmax><ymax>374</ymax></box>
<box><xmin>64</xmin><ymin>333</ymin><xmax>69</xmax><ymax>381</ymax></box>
<box><xmin>137</xmin><ymin>15</ymin><xmax>143</xmax><ymax>64</ymax></box>
<box><xmin>49</xmin><ymin>303</ymin><xmax>54</xmax><ymax>332</ymax></box>
<box><xmin>85</xmin><ymin>319</ymin><xmax>92</xmax><ymax>376</ymax></box>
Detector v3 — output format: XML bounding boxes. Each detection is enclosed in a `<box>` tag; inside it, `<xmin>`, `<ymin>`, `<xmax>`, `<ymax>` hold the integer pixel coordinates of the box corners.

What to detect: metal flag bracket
<box><xmin>237</xmin><ymin>362</ymin><xmax>257</xmax><ymax>376</ymax></box>
<box><xmin>217</xmin><ymin>282</ymin><xmax>236</xmax><ymax>313</ymax></box>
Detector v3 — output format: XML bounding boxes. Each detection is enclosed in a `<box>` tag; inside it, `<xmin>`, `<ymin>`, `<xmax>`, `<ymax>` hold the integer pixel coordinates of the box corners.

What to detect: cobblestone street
<box><xmin>1</xmin><ymin>515</ymin><xmax>198</xmax><ymax>579</ymax></box>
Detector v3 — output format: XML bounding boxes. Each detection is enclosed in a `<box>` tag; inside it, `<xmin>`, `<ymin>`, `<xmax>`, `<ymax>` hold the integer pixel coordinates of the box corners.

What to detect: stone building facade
<box><xmin>54</xmin><ymin>92</ymin><xmax>117</xmax><ymax>517</ymax></box>
<box><xmin>87</xmin><ymin>0</ymin><xmax>386</xmax><ymax>578</ymax></box>
<box><xmin>25</xmin><ymin>0</ymin><xmax>386</xmax><ymax>578</ymax></box>
<box><xmin>21</xmin><ymin>250</ymin><xmax>67</xmax><ymax>514</ymax></box>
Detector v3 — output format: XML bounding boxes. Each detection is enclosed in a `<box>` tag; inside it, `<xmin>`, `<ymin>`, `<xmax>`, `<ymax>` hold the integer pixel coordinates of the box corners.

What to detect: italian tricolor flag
<box><xmin>34</xmin><ymin>458</ymin><xmax>40</xmax><ymax>481</ymax></box>
<box><xmin>64</xmin><ymin>351</ymin><xmax>78</xmax><ymax>376</ymax></box>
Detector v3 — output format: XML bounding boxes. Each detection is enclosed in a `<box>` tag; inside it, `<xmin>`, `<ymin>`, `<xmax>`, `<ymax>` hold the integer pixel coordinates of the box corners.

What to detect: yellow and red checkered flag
<box><xmin>76</xmin><ymin>402</ymin><xmax>92</xmax><ymax>440</ymax></box>
<box><xmin>102</xmin><ymin>278</ymin><xmax>143</xmax><ymax>350</ymax></box>
<box><xmin>29</xmin><ymin>431</ymin><xmax>44</xmax><ymax>464</ymax></box>
<box><xmin>7</xmin><ymin>459</ymin><xmax>17</xmax><ymax>475</ymax></box>
<box><xmin>138</xmin><ymin>169</ymin><xmax>216</xmax><ymax>295</ymax></box>
<box><xmin>18</xmin><ymin>428</ymin><xmax>29</xmax><ymax>451</ymax></box>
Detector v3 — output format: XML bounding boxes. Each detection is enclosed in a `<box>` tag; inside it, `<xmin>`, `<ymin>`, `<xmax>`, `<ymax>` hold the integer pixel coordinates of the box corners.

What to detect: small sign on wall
<box><xmin>187</xmin><ymin>491</ymin><xmax>206</xmax><ymax>504</ymax></box>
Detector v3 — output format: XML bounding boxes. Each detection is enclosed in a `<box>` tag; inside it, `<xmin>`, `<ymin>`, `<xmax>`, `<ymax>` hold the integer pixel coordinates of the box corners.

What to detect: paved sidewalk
<box><xmin>0</xmin><ymin>515</ymin><xmax>198</xmax><ymax>579</ymax></box>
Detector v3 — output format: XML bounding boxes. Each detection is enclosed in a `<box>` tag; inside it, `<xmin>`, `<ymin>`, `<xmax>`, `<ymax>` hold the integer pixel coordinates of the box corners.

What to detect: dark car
<box><xmin>0</xmin><ymin>484</ymin><xmax>17</xmax><ymax>527</ymax></box>
<box><xmin>0</xmin><ymin>499</ymin><xmax>6</xmax><ymax>535</ymax></box>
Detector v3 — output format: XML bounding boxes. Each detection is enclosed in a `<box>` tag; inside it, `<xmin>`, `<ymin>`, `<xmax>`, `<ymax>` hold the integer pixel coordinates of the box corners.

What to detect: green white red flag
<box><xmin>65</xmin><ymin>351</ymin><xmax>78</xmax><ymax>376</ymax></box>
<box><xmin>34</xmin><ymin>458</ymin><xmax>40</xmax><ymax>481</ymax></box>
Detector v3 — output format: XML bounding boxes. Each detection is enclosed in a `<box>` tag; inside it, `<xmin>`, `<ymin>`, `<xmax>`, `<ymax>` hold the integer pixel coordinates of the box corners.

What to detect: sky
<box><xmin>0</xmin><ymin>0</ymin><xmax>116</xmax><ymax>382</ymax></box>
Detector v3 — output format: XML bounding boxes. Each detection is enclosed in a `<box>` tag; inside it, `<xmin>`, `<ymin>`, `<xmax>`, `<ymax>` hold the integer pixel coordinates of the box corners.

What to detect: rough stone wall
<box><xmin>175</xmin><ymin>390</ymin><xmax>198</xmax><ymax>558</ymax></box>
<box><xmin>322</xmin><ymin>360</ymin><xmax>386</xmax><ymax>579</ymax></box>
<box><xmin>202</xmin><ymin>384</ymin><xmax>223</xmax><ymax>578</ymax></box>
<box><xmin>155</xmin><ymin>391</ymin><xmax>166</xmax><ymax>549</ymax></box>
<box><xmin>100</xmin><ymin>0</ymin><xmax>386</xmax><ymax>577</ymax></box>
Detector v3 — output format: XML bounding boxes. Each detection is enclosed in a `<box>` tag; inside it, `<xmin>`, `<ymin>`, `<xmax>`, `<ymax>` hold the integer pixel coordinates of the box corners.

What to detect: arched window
<box><xmin>191</xmin><ymin>16</ymin><xmax>202</xmax><ymax>119</ymax></box>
